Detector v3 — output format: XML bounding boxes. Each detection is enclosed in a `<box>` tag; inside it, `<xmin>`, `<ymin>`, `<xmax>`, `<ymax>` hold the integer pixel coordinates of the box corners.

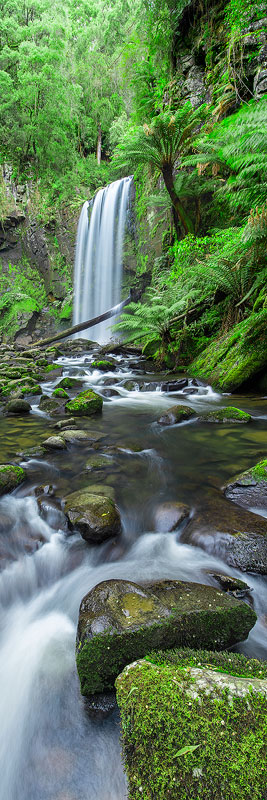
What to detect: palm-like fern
<box><xmin>112</xmin><ymin>103</ymin><xmax>207</xmax><ymax>234</ymax></box>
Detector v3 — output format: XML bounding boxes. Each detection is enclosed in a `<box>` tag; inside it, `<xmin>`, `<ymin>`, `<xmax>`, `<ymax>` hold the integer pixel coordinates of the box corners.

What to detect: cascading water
<box><xmin>73</xmin><ymin>176</ymin><xmax>132</xmax><ymax>344</ymax></box>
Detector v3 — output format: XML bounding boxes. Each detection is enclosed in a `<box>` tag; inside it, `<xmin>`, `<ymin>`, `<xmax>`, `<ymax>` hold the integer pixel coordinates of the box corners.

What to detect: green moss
<box><xmin>116</xmin><ymin>654</ymin><xmax>267</xmax><ymax>800</ymax></box>
<box><xmin>199</xmin><ymin>407</ymin><xmax>251</xmax><ymax>423</ymax></box>
<box><xmin>91</xmin><ymin>360</ymin><xmax>115</xmax><ymax>370</ymax></box>
<box><xmin>250</xmin><ymin>459</ymin><xmax>267</xmax><ymax>482</ymax></box>
<box><xmin>147</xmin><ymin>647</ymin><xmax>267</xmax><ymax>679</ymax></box>
<box><xmin>44</xmin><ymin>364</ymin><xmax>62</xmax><ymax>373</ymax></box>
<box><xmin>1</xmin><ymin>378</ymin><xmax>42</xmax><ymax>396</ymax></box>
<box><xmin>189</xmin><ymin>311</ymin><xmax>267</xmax><ymax>391</ymax></box>
<box><xmin>0</xmin><ymin>464</ymin><xmax>26</xmax><ymax>495</ymax></box>
<box><xmin>52</xmin><ymin>387</ymin><xmax>69</xmax><ymax>399</ymax></box>
<box><xmin>65</xmin><ymin>389</ymin><xmax>103</xmax><ymax>417</ymax></box>
<box><xmin>58</xmin><ymin>377</ymin><xmax>78</xmax><ymax>389</ymax></box>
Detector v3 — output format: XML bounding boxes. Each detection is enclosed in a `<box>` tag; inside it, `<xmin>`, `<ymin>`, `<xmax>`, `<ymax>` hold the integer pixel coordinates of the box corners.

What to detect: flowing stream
<box><xmin>73</xmin><ymin>177</ymin><xmax>132</xmax><ymax>343</ymax></box>
<box><xmin>0</xmin><ymin>348</ymin><xmax>266</xmax><ymax>800</ymax></box>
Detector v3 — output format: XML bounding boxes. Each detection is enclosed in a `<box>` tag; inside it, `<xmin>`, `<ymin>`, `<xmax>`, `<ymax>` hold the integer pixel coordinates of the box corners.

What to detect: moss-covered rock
<box><xmin>158</xmin><ymin>405</ymin><xmax>195</xmax><ymax>426</ymax></box>
<box><xmin>116</xmin><ymin>649</ymin><xmax>267</xmax><ymax>800</ymax></box>
<box><xmin>91</xmin><ymin>360</ymin><xmax>116</xmax><ymax>371</ymax></box>
<box><xmin>189</xmin><ymin>311</ymin><xmax>267</xmax><ymax>392</ymax></box>
<box><xmin>52</xmin><ymin>387</ymin><xmax>70</xmax><ymax>399</ymax></box>
<box><xmin>43</xmin><ymin>435</ymin><xmax>67</xmax><ymax>450</ymax></box>
<box><xmin>57</xmin><ymin>377</ymin><xmax>82</xmax><ymax>389</ymax></box>
<box><xmin>43</xmin><ymin>365</ymin><xmax>63</xmax><ymax>377</ymax></box>
<box><xmin>38</xmin><ymin>395</ymin><xmax>64</xmax><ymax>414</ymax></box>
<box><xmin>142</xmin><ymin>339</ymin><xmax>161</xmax><ymax>358</ymax></box>
<box><xmin>75</xmin><ymin>578</ymin><xmax>256</xmax><ymax>696</ymax></box>
<box><xmin>0</xmin><ymin>464</ymin><xmax>26</xmax><ymax>495</ymax></box>
<box><xmin>65</xmin><ymin>488</ymin><xmax>121</xmax><ymax>542</ymax></box>
<box><xmin>1</xmin><ymin>377</ymin><xmax>42</xmax><ymax>397</ymax></box>
<box><xmin>199</xmin><ymin>407</ymin><xmax>251</xmax><ymax>423</ymax></box>
<box><xmin>65</xmin><ymin>389</ymin><xmax>103</xmax><ymax>417</ymax></box>
<box><xmin>62</xmin><ymin>429</ymin><xmax>92</xmax><ymax>444</ymax></box>
<box><xmin>6</xmin><ymin>399</ymin><xmax>31</xmax><ymax>414</ymax></box>
<box><xmin>85</xmin><ymin>454</ymin><xmax>115</xmax><ymax>471</ymax></box>
<box><xmin>224</xmin><ymin>458</ymin><xmax>267</xmax><ymax>511</ymax></box>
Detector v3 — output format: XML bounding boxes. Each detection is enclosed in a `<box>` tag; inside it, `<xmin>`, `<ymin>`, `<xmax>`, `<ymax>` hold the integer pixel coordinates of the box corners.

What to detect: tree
<box><xmin>112</xmin><ymin>103</ymin><xmax>207</xmax><ymax>235</ymax></box>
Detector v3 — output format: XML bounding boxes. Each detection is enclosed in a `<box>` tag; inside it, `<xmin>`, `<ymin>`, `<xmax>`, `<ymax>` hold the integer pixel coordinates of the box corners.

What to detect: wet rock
<box><xmin>224</xmin><ymin>459</ymin><xmax>267</xmax><ymax>511</ymax></box>
<box><xmin>1</xmin><ymin>378</ymin><xmax>42</xmax><ymax>397</ymax></box>
<box><xmin>37</xmin><ymin>497</ymin><xmax>68</xmax><ymax>531</ymax></box>
<box><xmin>161</xmin><ymin>378</ymin><xmax>188</xmax><ymax>392</ymax></box>
<box><xmin>83</xmin><ymin>484</ymin><xmax>115</xmax><ymax>499</ymax></box>
<box><xmin>121</xmin><ymin>380</ymin><xmax>139</xmax><ymax>391</ymax></box>
<box><xmin>99</xmin><ymin>388</ymin><xmax>120</xmax><ymax>398</ymax></box>
<box><xmin>34</xmin><ymin>484</ymin><xmax>55</xmax><ymax>497</ymax></box>
<box><xmin>153</xmin><ymin>501</ymin><xmax>190</xmax><ymax>532</ymax></box>
<box><xmin>208</xmin><ymin>572</ymin><xmax>252</xmax><ymax>599</ymax></box>
<box><xmin>52</xmin><ymin>388</ymin><xmax>70</xmax><ymax>399</ymax></box>
<box><xmin>17</xmin><ymin>445</ymin><xmax>46</xmax><ymax>459</ymax></box>
<box><xmin>0</xmin><ymin>464</ymin><xmax>26</xmax><ymax>495</ymax></box>
<box><xmin>54</xmin><ymin>418</ymin><xmax>76</xmax><ymax>430</ymax></box>
<box><xmin>91</xmin><ymin>359</ymin><xmax>116</xmax><ymax>371</ymax></box>
<box><xmin>39</xmin><ymin>395</ymin><xmax>64</xmax><ymax>414</ymax></box>
<box><xmin>85</xmin><ymin>454</ymin><xmax>115</xmax><ymax>472</ymax></box>
<box><xmin>43</xmin><ymin>435</ymin><xmax>67</xmax><ymax>450</ymax></box>
<box><xmin>158</xmin><ymin>404</ymin><xmax>195</xmax><ymax>425</ymax></box>
<box><xmin>6</xmin><ymin>399</ymin><xmax>31</xmax><ymax>414</ymax></box>
<box><xmin>65</xmin><ymin>390</ymin><xmax>103</xmax><ymax>417</ymax></box>
<box><xmin>57</xmin><ymin>377</ymin><xmax>84</xmax><ymax>390</ymax></box>
<box><xmin>64</xmin><ymin>488</ymin><xmax>121</xmax><ymax>543</ymax></box>
<box><xmin>43</xmin><ymin>365</ymin><xmax>63</xmax><ymax>379</ymax></box>
<box><xmin>62</xmin><ymin>429</ymin><xmax>93</xmax><ymax>444</ymax></box>
<box><xmin>76</xmin><ymin>578</ymin><xmax>256</xmax><ymax>695</ymax></box>
<box><xmin>199</xmin><ymin>407</ymin><xmax>251</xmax><ymax>423</ymax></box>
<box><xmin>183</xmin><ymin>497</ymin><xmax>267</xmax><ymax>573</ymax></box>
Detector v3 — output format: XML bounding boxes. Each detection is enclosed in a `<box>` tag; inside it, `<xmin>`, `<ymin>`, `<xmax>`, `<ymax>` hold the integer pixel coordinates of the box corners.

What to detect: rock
<box><xmin>62</xmin><ymin>429</ymin><xmax>93</xmax><ymax>444</ymax></box>
<box><xmin>52</xmin><ymin>388</ymin><xmax>70</xmax><ymax>399</ymax></box>
<box><xmin>153</xmin><ymin>501</ymin><xmax>190</xmax><ymax>532</ymax></box>
<box><xmin>224</xmin><ymin>459</ymin><xmax>267</xmax><ymax>511</ymax></box>
<box><xmin>142</xmin><ymin>339</ymin><xmax>160</xmax><ymax>358</ymax></box>
<box><xmin>84</xmin><ymin>691</ymin><xmax>117</xmax><ymax>720</ymax></box>
<box><xmin>57</xmin><ymin>377</ymin><xmax>84</xmax><ymax>390</ymax></box>
<box><xmin>34</xmin><ymin>484</ymin><xmax>55</xmax><ymax>497</ymax></box>
<box><xmin>64</xmin><ymin>489</ymin><xmax>121</xmax><ymax>542</ymax></box>
<box><xmin>116</xmin><ymin>649</ymin><xmax>267</xmax><ymax>800</ymax></box>
<box><xmin>65</xmin><ymin>390</ymin><xmax>103</xmax><ymax>417</ymax></box>
<box><xmin>0</xmin><ymin>464</ymin><xmax>26</xmax><ymax>495</ymax></box>
<box><xmin>161</xmin><ymin>378</ymin><xmax>188</xmax><ymax>392</ymax></box>
<box><xmin>91</xmin><ymin>360</ymin><xmax>116</xmax><ymax>371</ymax></box>
<box><xmin>43</xmin><ymin>436</ymin><xmax>67</xmax><ymax>450</ymax></box>
<box><xmin>75</xmin><ymin>578</ymin><xmax>256</xmax><ymax>695</ymax></box>
<box><xmin>39</xmin><ymin>395</ymin><xmax>64</xmax><ymax>414</ymax></box>
<box><xmin>83</xmin><ymin>484</ymin><xmax>115</xmax><ymax>499</ymax></box>
<box><xmin>189</xmin><ymin>311</ymin><xmax>267</xmax><ymax>391</ymax></box>
<box><xmin>6</xmin><ymin>399</ymin><xmax>31</xmax><ymax>414</ymax></box>
<box><xmin>183</xmin><ymin>497</ymin><xmax>267</xmax><ymax>573</ymax></box>
<box><xmin>85</xmin><ymin>454</ymin><xmax>115</xmax><ymax>471</ymax></box>
<box><xmin>158</xmin><ymin>404</ymin><xmax>195</xmax><ymax>425</ymax></box>
<box><xmin>17</xmin><ymin>445</ymin><xmax>46</xmax><ymax>459</ymax></box>
<box><xmin>1</xmin><ymin>378</ymin><xmax>42</xmax><ymax>397</ymax></box>
<box><xmin>43</xmin><ymin>365</ymin><xmax>63</xmax><ymax>378</ymax></box>
<box><xmin>54</xmin><ymin>418</ymin><xmax>76</xmax><ymax>430</ymax></box>
<box><xmin>208</xmin><ymin>572</ymin><xmax>252</xmax><ymax>598</ymax></box>
<box><xmin>199</xmin><ymin>407</ymin><xmax>251</xmax><ymax>423</ymax></box>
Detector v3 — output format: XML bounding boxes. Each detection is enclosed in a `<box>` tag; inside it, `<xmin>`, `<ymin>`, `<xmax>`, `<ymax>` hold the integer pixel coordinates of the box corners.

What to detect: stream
<box><xmin>0</xmin><ymin>346</ymin><xmax>266</xmax><ymax>800</ymax></box>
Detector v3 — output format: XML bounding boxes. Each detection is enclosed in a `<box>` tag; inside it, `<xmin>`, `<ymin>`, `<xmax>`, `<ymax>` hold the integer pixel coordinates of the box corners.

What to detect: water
<box><xmin>73</xmin><ymin>177</ymin><xmax>132</xmax><ymax>343</ymax></box>
<box><xmin>0</xmin><ymin>349</ymin><xmax>266</xmax><ymax>799</ymax></box>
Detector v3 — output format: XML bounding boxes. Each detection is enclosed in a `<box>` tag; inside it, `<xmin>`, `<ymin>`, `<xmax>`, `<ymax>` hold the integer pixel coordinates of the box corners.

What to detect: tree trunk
<box><xmin>32</xmin><ymin>293</ymin><xmax>134</xmax><ymax>349</ymax></box>
<box><xmin>96</xmin><ymin>123</ymin><xmax>102</xmax><ymax>165</ymax></box>
<box><xmin>162</xmin><ymin>164</ymin><xmax>194</xmax><ymax>236</ymax></box>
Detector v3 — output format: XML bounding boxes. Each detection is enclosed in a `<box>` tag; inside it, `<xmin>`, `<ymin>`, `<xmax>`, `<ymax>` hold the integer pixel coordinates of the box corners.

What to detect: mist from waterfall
<box><xmin>73</xmin><ymin>176</ymin><xmax>132</xmax><ymax>344</ymax></box>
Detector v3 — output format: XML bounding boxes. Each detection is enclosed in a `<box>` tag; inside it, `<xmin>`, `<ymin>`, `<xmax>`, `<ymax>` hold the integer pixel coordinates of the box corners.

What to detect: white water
<box><xmin>73</xmin><ymin>177</ymin><xmax>132</xmax><ymax>344</ymax></box>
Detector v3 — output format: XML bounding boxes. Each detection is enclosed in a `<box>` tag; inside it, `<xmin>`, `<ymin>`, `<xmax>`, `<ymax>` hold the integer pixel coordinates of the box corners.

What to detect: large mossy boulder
<box><xmin>64</xmin><ymin>488</ymin><xmax>121</xmax><ymax>542</ymax></box>
<box><xmin>0</xmin><ymin>464</ymin><xmax>26</xmax><ymax>495</ymax></box>
<box><xmin>189</xmin><ymin>310</ymin><xmax>267</xmax><ymax>392</ymax></box>
<box><xmin>116</xmin><ymin>648</ymin><xmax>267</xmax><ymax>800</ymax></box>
<box><xmin>76</xmin><ymin>579</ymin><xmax>256</xmax><ymax>696</ymax></box>
<box><xmin>65</xmin><ymin>389</ymin><xmax>103</xmax><ymax>416</ymax></box>
<box><xmin>158</xmin><ymin>404</ymin><xmax>195</xmax><ymax>425</ymax></box>
<box><xmin>199</xmin><ymin>406</ymin><xmax>251</xmax><ymax>423</ymax></box>
<box><xmin>224</xmin><ymin>459</ymin><xmax>267</xmax><ymax>511</ymax></box>
<box><xmin>183</xmin><ymin>496</ymin><xmax>267</xmax><ymax>573</ymax></box>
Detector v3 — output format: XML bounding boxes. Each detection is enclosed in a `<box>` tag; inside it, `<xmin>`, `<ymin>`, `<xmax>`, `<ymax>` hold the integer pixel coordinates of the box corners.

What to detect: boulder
<box><xmin>85</xmin><ymin>454</ymin><xmax>115</xmax><ymax>471</ymax></box>
<box><xmin>54</xmin><ymin>418</ymin><xmax>76</xmax><ymax>430</ymax></box>
<box><xmin>75</xmin><ymin>578</ymin><xmax>256</xmax><ymax>695</ymax></box>
<box><xmin>91</xmin><ymin>359</ymin><xmax>116</xmax><ymax>371</ymax></box>
<box><xmin>6</xmin><ymin>399</ymin><xmax>31</xmax><ymax>414</ymax></box>
<box><xmin>198</xmin><ymin>407</ymin><xmax>251</xmax><ymax>423</ymax></box>
<box><xmin>116</xmin><ymin>649</ymin><xmax>267</xmax><ymax>800</ymax></box>
<box><xmin>62</xmin><ymin>429</ymin><xmax>93</xmax><ymax>444</ymax></box>
<box><xmin>153</xmin><ymin>501</ymin><xmax>190</xmax><ymax>532</ymax></box>
<box><xmin>183</xmin><ymin>496</ymin><xmax>267</xmax><ymax>573</ymax></box>
<box><xmin>158</xmin><ymin>404</ymin><xmax>195</xmax><ymax>425</ymax></box>
<box><xmin>224</xmin><ymin>458</ymin><xmax>267</xmax><ymax>511</ymax></box>
<box><xmin>43</xmin><ymin>436</ymin><xmax>67</xmax><ymax>450</ymax></box>
<box><xmin>64</xmin><ymin>488</ymin><xmax>121</xmax><ymax>543</ymax></box>
<box><xmin>38</xmin><ymin>395</ymin><xmax>64</xmax><ymax>414</ymax></box>
<box><xmin>52</xmin><ymin>388</ymin><xmax>70</xmax><ymax>399</ymax></box>
<box><xmin>161</xmin><ymin>378</ymin><xmax>188</xmax><ymax>392</ymax></box>
<box><xmin>65</xmin><ymin>390</ymin><xmax>103</xmax><ymax>417</ymax></box>
<box><xmin>0</xmin><ymin>464</ymin><xmax>26</xmax><ymax>495</ymax></box>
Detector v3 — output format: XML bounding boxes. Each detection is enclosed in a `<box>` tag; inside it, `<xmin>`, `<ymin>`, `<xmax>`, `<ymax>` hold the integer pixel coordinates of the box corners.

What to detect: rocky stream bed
<box><xmin>0</xmin><ymin>337</ymin><xmax>266</xmax><ymax>799</ymax></box>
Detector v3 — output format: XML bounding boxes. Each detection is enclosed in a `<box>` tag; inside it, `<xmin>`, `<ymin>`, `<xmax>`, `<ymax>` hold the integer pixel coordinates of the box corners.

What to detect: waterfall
<box><xmin>73</xmin><ymin>176</ymin><xmax>132</xmax><ymax>344</ymax></box>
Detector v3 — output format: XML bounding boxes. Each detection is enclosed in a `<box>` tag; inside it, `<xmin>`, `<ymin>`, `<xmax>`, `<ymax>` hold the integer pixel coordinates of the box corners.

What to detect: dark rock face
<box><xmin>183</xmin><ymin>497</ymin><xmax>267</xmax><ymax>573</ymax></box>
<box><xmin>64</xmin><ymin>489</ymin><xmax>121</xmax><ymax>543</ymax></box>
<box><xmin>224</xmin><ymin>459</ymin><xmax>267</xmax><ymax>511</ymax></box>
<box><xmin>161</xmin><ymin>379</ymin><xmax>188</xmax><ymax>392</ymax></box>
<box><xmin>153</xmin><ymin>501</ymin><xmax>190</xmax><ymax>532</ymax></box>
<box><xmin>76</xmin><ymin>578</ymin><xmax>256</xmax><ymax>695</ymax></box>
<box><xmin>158</xmin><ymin>404</ymin><xmax>195</xmax><ymax>425</ymax></box>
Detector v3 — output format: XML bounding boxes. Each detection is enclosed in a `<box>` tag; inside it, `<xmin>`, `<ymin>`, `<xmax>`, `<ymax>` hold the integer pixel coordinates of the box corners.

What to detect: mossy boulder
<box><xmin>54</xmin><ymin>417</ymin><xmax>76</xmax><ymax>430</ymax></box>
<box><xmin>75</xmin><ymin>578</ymin><xmax>256</xmax><ymax>696</ymax></box>
<box><xmin>85</xmin><ymin>454</ymin><xmax>115</xmax><ymax>471</ymax></box>
<box><xmin>1</xmin><ymin>378</ymin><xmax>42</xmax><ymax>397</ymax></box>
<box><xmin>199</xmin><ymin>407</ymin><xmax>251</xmax><ymax>423</ymax></box>
<box><xmin>6</xmin><ymin>399</ymin><xmax>31</xmax><ymax>414</ymax></box>
<box><xmin>43</xmin><ymin>365</ymin><xmax>63</xmax><ymax>377</ymax></box>
<box><xmin>57</xmin><ymin>377</ymin><xmax>82</xmax><ymax>390</ymax></box>
<box><xmin>52</xmin><ymin>387</ymin><xmax>70</xmax><ymax>399</ymax></box>
<box><xmin>189</xmin><ymin>311</ymin><xmax>267</xmax><ymax>392</ymax></box>
<box><xmin>91</xmin><ymin>359</ymin><xmax>116</xmax><ymax>371</ymax></box>
<box><xmin>116</xmin><ymin>648</ymin><xmax>267</xmax><ymax>800</ymax></box>
<box><xmin>38</xmin><ymin>395</ymin><xmax>64</xmax><ymax>414</ymax></box>
<box><xmin>158</xmin><ymin>405</ymin><xmax>195</xmax><ymax>426</ymax></box>
<box><xmin>224</xmin><ymin>458</ymin><xmax>267</xmax><ymax>511</ymax></box>
<box><xmin>65</xmin><ymin>389</ymin><xmax>103</xmax><ymax>417</ymax></box>
<box><xmin>64</xmin><ymin>488</ymin><xmax>121</xmax><ymax>542</ymax></box>
<box><xmin>0</xmin><ymin>464</ymin><xmax>26</xmax><ymax>495</ymax></box>
<box><xmin>62</xmin><ymin>429</ymin><xmax>92</xmax><ymax>444</ymax></box>
<box><xmin>142</xmin><ymin>339</ymin><xmax>161</xmax><ymax>358</ymax></box>
<box><xmin>43</xmin><ymin>435</ymin><xmax>67</xmax><ymax>450</ymax></box>
<box><xmin>183</xmin><ymin>496</ymin><xmax>267</xmax><ymax>573</ymax></box>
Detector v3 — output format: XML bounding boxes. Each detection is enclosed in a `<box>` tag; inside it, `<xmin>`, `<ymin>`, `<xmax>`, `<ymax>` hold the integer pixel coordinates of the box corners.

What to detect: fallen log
<box><xmin>32</xmin><ymin>291</ymin><xmax>137</xmax><ymax>349</ymax></box>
